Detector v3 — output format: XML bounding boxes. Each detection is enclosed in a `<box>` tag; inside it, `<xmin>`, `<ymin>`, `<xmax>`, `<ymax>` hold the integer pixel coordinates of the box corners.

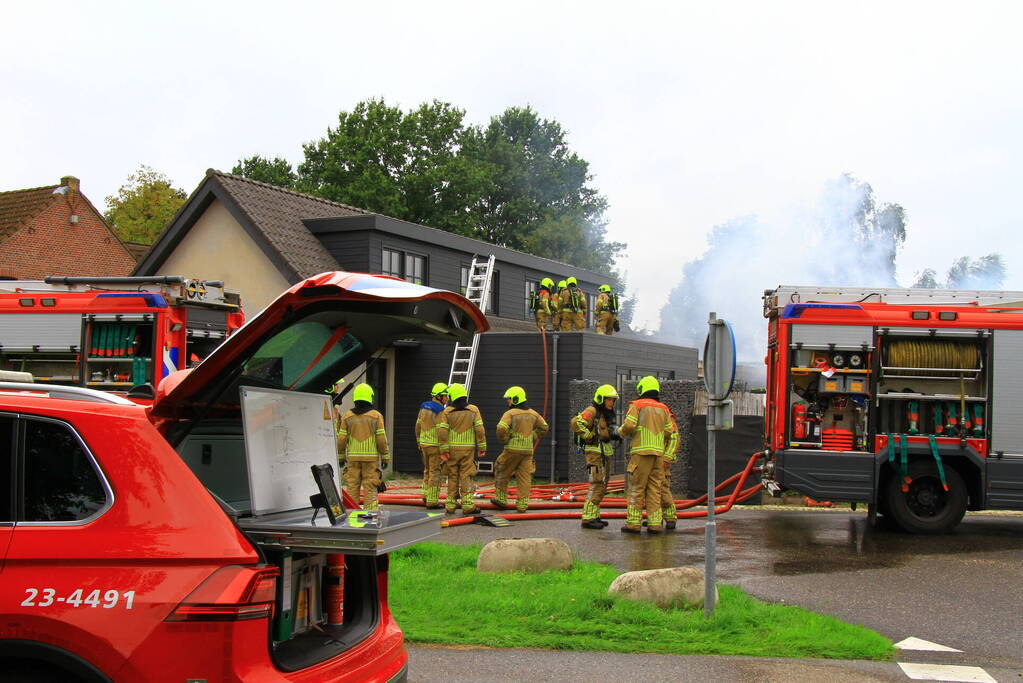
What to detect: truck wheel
<box><xmin>884</xmin><ymin>461</ymin><xmax>967</xmax><ymax>534</ymax></box>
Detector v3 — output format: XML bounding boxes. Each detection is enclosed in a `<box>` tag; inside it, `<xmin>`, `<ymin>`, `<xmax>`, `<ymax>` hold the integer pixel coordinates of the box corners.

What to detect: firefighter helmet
<box><xmin>636</xmin><ymin>376</ymin><xmax>660</xmax><ymax>396</ymax></box>
<box><xmin>557</xmin><ymin>280</ymin><xmax>567</xmax><ymax>290</ymax></box>
<box><xmin>353</xmin><ymin>383</ymin><xmax>374</xmax><ymax>403</ymax></box>
<box><xmin>566</xmin><ymin>276</ymin><xmax>578</xmax><ymax>287</ymax></box>
<box><xmin>447</xmin><ymin>383</ymin><xmax>468</xmax><ymax>402</ymax></box>
<box><xmin>540</xmin><ymin>277</ymin><xmax>555</xmax><ymax>289</ymax></box>
<box><xmin>430</xmin><ymin>382</ymin><xmax>448</xmax><ymax>397</ymax></box>
<box><xmin>593</xmin><ymin>384</ymin><xmax>619</xmax><ymax>404</ymax></box>
<box><xmin>599</xmin><ymin>284</ymin><xmax>612</xmax><ymax>293</ymax></box>
<box><xmin>503</xmin><ymin>386</ymin><xmax>527</xmax><ymax>405</ymax></box>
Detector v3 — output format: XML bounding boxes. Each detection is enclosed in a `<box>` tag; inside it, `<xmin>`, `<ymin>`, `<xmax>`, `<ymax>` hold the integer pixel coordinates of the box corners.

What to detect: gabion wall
<box><xmin>568</xmin><ymin>379</ymin><xmax>702</xmax><ymax>497</ymax></box>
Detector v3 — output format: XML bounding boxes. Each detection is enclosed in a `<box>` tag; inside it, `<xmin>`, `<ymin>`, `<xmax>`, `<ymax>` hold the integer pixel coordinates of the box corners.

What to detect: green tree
<box><xmin>465</xmin><ymin>106</ymin><xmax>623</xmax><ymax>275</ymax></box>
<box><xmin>912</xmin><ymin>268</ymin><xmax>940</xmax><ymax>288</ymax></box>
<box><xmin>297</xmin><ymin>98</ymin><xmax>488</xmax><ymax>236</ymax></box>
<box><xmin>231</xmin><ymin>155</ymin><xmax>296</xmax><ymax>188</ymax></box>
<box><xmin>912</xmin><ymin>255</ymin><xmax>1005</xmax><ymax>289</ymax></box>
<box><xmin>104</xmin><ymin>165</ymin><xmax>187</xmax><ymax>244</ymax></box>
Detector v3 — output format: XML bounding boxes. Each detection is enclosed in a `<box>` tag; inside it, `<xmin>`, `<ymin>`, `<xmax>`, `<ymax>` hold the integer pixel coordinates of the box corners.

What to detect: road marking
<box><xmin>894</xmin><ymin>637</ymin><xmax>964</xmax><ymax>653</ymax></box>
<box><xmin>898</xmin><ymin>663</ymin><xmax>996</xmax><ymax>682</ymax></box>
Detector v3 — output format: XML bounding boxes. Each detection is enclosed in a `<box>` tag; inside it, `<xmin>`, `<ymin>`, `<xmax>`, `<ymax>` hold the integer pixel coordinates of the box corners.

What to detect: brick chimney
<box><xmin>60</xmin><ymin>176</ymin><xmax>80</xmax><ymax>192</ymax></box>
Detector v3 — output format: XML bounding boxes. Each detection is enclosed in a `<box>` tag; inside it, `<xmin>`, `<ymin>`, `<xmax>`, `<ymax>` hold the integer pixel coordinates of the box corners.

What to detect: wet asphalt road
<box><xmin>420</xmin><ymin>506</ymin><xmax>1023</xmax><ymax>668</ymax></box>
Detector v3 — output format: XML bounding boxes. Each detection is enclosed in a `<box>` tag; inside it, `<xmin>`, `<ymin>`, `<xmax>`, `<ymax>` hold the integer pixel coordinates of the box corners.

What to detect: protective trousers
<box><xmin>581</xmin><ymin>453</ymin><xmax>609</xmax><ymax>520</ymax></box>
<box><xmin>625</xmin><ymin>453</ymin><xmax>665</xmax><ymax>530</ymax></box>
<box><xmin>445</xmin><ymin>447</ymin><xmax>478</xmax><ymax>512</ymax></box>
<box><xmin>494</xmin><ymin>451</ymin><xmax>535</xmax><ymax>511</ymax></box>
<box><xmin>660</xmin><ymin>461</ymin><xmax>677</xmax><ymax>522</ymax></box>
<box><xmin>343</xmin><ymin>460</ymin><xmax>381</xmax><ymax>510</ymax></box>
<box><xmin>420</xmin><ymin>446</ymin><xmax>443</xmax><ymax>505</ymax></box>
<box><xmin>560</xmin><ymin>312</ymin><xmax>585</xmax><ymax>331</ymax></box>
<box><xmin>534</xmin><ymin>311</ymin><xmax>550</xmax><ymax>332</ymax></box>
<box><xmin>596</xmin><ymin>311</ymin><xmax>615</xmax><ymax>335</ymax></box>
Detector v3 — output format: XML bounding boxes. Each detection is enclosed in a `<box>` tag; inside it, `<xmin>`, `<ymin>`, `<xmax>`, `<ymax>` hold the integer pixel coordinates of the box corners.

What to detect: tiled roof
<box><xmin>0</xmin><ymin>184</ymin><xmax>59</xmax><ymax>241</ymax></box>
<box><xmin>208</xmin><ymin>170</ymin><xmax>368</xmax><ymax>279</ymax></box>
<box><xmin>122</xmin><ymin>241</ymin><xmax>152</xmax><ymax>263</ymax></box>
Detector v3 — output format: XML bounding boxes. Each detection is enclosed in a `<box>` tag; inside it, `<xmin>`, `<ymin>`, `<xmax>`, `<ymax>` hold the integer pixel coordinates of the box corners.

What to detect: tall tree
<box><xmin>104</xmin><ymin>165</ymin><xmax>187</xmax><ymax>244</ymax></box>
<box><xmin>912</xmin><ymin>255</ymin><xmax>1005</xmax><ymax>289</ymax></box>
<box><xmin>912</xmin><ymin>268</ymin><xmax>940</xmax><ymax>288</ymax></box>
<box><xmin>296</xmin><ymin>98</ymin><xmax>488</xmax><ymax>236</ymax></box>
<box><xmin>231</xmin><ymin>155</ymin><xmax>296</xmax><ymax>188</ymax></box>
<box><xmin>465</xmin><ymin>106</ymin><xmax>623</xmax><ymax>275</ymax></box>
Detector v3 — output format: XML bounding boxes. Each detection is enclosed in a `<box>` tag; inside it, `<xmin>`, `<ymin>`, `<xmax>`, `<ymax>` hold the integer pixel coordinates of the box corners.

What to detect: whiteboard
<box><xmin>241</xmin><ymin>386</ymin><xmax>340</xmax><ymax>516</ymax></box>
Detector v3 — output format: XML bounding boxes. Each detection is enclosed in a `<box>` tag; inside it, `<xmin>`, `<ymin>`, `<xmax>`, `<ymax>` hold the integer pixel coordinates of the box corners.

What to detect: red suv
<box><xmin>0</xmin><ymin>272</ymin><xmax>487</xmax><ymax>682</ymax></box>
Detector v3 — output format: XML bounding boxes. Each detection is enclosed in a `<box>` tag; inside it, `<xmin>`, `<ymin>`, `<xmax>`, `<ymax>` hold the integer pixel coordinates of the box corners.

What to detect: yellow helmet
<box><xmin>540</xmin><ymin>277</ymin><xmax>555</xmax><ymax>289</ymax></box>
<box><xmin>566</xmin><ymin>276</ymin><xmax>578</xmax><ymax>287</ymax></box>
<box><xmin>557</xmin><ymin>280</ymin><xmax>567</xmax><ymax>290</ymax></box>
<box><xmin>430</xmin><ymin>382</ymin><xmax>448</xmax><ymax>397</ymax></box>
<box><xmin>503</xmin><ymin>386</ymin><xmax>527</xmax><ymax>405</ymax></box>
<box><xmin>447</xmin><ymin>383</ymin><xmax>468</xmax><ymax>402</ymax></box>
<box><xmin>594</xmin><ymin>384</ymin><xmax>618</xmax><ymax>404</ymax></box>
<box><xmin>636</xmin><ymin>376</ymin><xmax>660</xmax><ymax>396</ymax></box>
<box><xmin>599</xmin><ymin>284</ymin><xmax>612</xmax><ymax>293</ymax></box>
<box><xmin>353</xmin><ymin>383</ymin><xmax>374</xmax><ymax>403</ymax></box>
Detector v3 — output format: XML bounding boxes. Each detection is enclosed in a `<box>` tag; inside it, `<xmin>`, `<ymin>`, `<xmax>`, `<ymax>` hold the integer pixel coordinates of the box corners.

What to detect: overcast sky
<box><xmin>3</xmin><ymin>1</ymin><xmax>1021</xmax><ymax>329</ymax></box>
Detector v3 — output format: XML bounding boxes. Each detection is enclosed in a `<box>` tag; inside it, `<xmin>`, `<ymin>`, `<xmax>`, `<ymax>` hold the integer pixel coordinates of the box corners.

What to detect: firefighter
<box><xmin>531</xmin><ymin>278</ymin><xmax>555</xmax><ymax>332</ymax></box>
<box><xmin>491</xmin><ymin>386</ymin><xmax>549</xmax><ymax>512</ymax></box>
<box><xmin>616</xmin><ymin>376</ymin><xmax>677</xmax><ymax>534</ymax></box>
<box><xmin>658</xmin><ymin>407</ymin><xmax>681</xmax><ymax>529</ymax></box>
<box><xmin>436</xmin><ymin>383</ymin><xmax>486</xmax><ymax>514</ymax></box>
<box><xmin>415</xmin><ymin>382</ymin><xmax>449</xmax><ymax>509</ymax></box>
<box><xmin>559</xmin><ymin>276</ymin><xmax>588</xmax><ymax>331</ymax></box>
<box><xmin>594</xmin><ymin>284</ymin><xmax>619</xmax><ymax>335</ymax></box>
<box><xmin>573</xmin><ymin>383</ymin><xmax>619</xmax><ymax>528</ymax></box>
<box><xmin>551</xmin><ymin>280</ymin><xmax>567</xmax><ymax>330</ymax></box>
<box><xmin>336</xmin><ymin>383</ymin><xmax>389</xmax><ymax>510</ymax></box>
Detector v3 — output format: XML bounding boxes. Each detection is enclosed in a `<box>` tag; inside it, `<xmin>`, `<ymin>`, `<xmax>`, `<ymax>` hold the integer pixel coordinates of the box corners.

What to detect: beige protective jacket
<box><xmin>617</xmin><ymin>399</ymin><xmax>678</xmax><ymax>460</ymax></box>
<box><xmin>497</xmin><ymin>407</ymin><xmax>549</xmax><ymax>455</ymax></box>
<box><xmin>336</xmin><ymin>408</ymin><xmax>389</xmax><ymax>462</ymax></box>
<box><xmin>437</xmin><ymin>404</ymin><xmax>487</xmax><ymax>453</ymax></box>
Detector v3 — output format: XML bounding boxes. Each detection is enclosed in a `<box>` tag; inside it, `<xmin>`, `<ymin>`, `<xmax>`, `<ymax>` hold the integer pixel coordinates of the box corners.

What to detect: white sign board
<box><xmin>241</xmin><ymin>386</ymin><xmax>339</xmax><ymax>516</ymax></box>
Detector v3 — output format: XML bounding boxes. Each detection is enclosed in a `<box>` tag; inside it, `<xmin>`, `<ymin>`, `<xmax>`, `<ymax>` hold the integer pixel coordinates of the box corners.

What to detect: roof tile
<box><xmin>209</xmin><ymin>171</ymin><xmax>367</xmax><ymax>278</ymax></box>
<box><xmin>0</xmin><ymin>184</ymin><xmax>60</xmax><ymax>241</ymax></box>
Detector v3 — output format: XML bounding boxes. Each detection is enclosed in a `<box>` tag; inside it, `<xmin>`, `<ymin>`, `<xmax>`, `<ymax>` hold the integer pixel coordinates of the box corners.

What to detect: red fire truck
<box><xmin>0</xmin><ymin>276</ymin><xmax>244</xmax><ymax>393</ymax></box>
<box><xmin>762</xmin><ymin>285</ymin><xmax>1023</xmax><ymax>533</ymax></box>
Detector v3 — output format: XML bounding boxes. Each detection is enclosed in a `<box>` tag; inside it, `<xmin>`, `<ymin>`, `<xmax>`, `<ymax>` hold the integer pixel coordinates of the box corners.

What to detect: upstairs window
<box><xmin>381</xmin><ymin>249</ymin><xmax>402</xmax><ymax>278</ymax></box>
<box><xmin>381</xmin><ymin>248</ymin><xmax>426</xmax><ymax>285</ymax></box>
<box><xmin>525</xmin><ymin>281</ymin><xmax>539</xmax><ymax>320</ymax></box>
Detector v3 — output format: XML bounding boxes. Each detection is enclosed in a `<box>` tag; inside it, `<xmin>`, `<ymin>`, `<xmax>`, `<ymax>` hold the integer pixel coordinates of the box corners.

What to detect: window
<box><xmin>404</xmin><ymin>254</ymin><xmax>425</xmax><ymax>285</ymax></box>
<box><xmin>380</xmin><ymin>248</ymin><xmax>426</xmax><ymax>284</ymax></box>
<box><xmin>242</xmin><ymin>319</ymin><xmax>363</xmax><ymax>392</ymax></box>
<box><xmin>381</xmin><ymin>249</ymin><xmax>402</xmax><ymax>278</ymax></box>
<box><xmin>525</xmin><ymin>281</ymin><xmax>539</xmax><ymax>319</ymax></box>
<box><xmin>0</xmin><ymin>416</ymin><xmax>12</xmax><ymax>522</ymax></box>
<box><xmin>587</xmin><ymin>292</ymin><xmax>597</xmax><ymax>328</ymax></box>
<box><xmin>22</xmin><ymin>418</ymin><xmax>107</xmax><ymax>522</ymax></box>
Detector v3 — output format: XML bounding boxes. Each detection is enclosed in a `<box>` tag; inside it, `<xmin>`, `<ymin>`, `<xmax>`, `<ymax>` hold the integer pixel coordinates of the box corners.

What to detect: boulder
<box><xmin>608</xmin><ymin>567</ymin><xmax>717</xmax><ymax>608</ymax></box>
<box><xmin>476</xmin><ymin>537</ymin><xmax>574</xmax><ymax>573</ymax></box>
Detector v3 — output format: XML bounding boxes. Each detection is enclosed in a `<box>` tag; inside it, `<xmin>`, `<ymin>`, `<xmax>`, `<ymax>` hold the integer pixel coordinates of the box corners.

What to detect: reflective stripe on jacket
<box><xmin>618</xmin><ymin>398</ymin><xmax>677</xmax><ymax>459</ymax></box>
<box><xmin>497</xmin><ymin>407</ymin><xmax>549</xmax><ymax>454</ymax></box>
<box><xmin>572</xmin><ymin>405</ymin><xmax>611</xmax><ymax>455</ymax></box>
<box><xmin>337</xmin><ymin>409</ymin><xmax>389</xmax><ymax>461</ymax></box>
<box><xmin>415</xmin><ymin>400</ymin><xmax>445</xmax><ymax>446</ymax></box>
<box><xmin>437</xmin><ymin>404</ymin><xmax>486</xmax><ymax>452</ymax></box>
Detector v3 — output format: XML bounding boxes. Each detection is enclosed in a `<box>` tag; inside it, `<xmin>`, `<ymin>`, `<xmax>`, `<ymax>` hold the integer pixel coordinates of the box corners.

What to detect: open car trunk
<box><xmin>149</xmin><ymin>272</ymin><xmax>487</xmax><ymax>670</ymax></box>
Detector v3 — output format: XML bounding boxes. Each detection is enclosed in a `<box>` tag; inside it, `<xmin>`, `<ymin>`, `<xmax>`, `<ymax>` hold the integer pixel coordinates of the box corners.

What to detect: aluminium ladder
<box><xmin>448</xmin><ymin>254</ymin><xmax>495</xmax><ymax>394</ymax></box>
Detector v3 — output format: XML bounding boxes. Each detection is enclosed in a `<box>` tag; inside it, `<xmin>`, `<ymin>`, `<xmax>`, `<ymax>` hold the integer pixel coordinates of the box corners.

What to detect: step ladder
<box><xmin>448</xmin><ymin>254</ymin><xmax>495</xmax><ymax>394</ymax></box>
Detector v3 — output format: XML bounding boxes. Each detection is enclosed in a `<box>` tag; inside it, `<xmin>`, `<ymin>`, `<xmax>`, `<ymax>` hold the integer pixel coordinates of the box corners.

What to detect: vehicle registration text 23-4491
<box><xmin>21</xmin><ymin>588</ymin><xmax>135</xmax><ymax>609</ymax></box>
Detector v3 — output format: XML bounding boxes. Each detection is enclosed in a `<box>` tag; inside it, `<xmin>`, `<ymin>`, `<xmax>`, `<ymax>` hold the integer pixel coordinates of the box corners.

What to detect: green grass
<box><xmin>389</xmin><ymin>542</ymin><xmax>893</xmax><ymax>660</ymax></box>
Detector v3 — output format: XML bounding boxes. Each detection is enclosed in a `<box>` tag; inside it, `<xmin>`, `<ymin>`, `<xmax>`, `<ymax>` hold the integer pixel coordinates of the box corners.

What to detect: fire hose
<box><xmin>376</xmin><ymin>451</ymin><xmax>764</xmax><ymax>528</ymax></box>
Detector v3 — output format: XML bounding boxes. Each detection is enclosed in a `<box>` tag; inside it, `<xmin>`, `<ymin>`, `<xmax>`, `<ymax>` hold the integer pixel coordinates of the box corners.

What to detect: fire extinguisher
<box><xmin>793</xmin><ymin>402</ymin><xmax>808</xmax><ymax>440</ymax></box>
<box><xmin>325</xmin><ymin>554</ymin><xmax>345</xmax><ymax>625</ymax></box>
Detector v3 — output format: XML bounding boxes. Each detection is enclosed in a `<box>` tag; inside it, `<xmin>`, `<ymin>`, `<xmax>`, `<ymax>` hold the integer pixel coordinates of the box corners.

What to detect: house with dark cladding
<box><xmin>135</xmin><ymin>170</ymin><xmax>697</xmax><ymax>479</ymax></box>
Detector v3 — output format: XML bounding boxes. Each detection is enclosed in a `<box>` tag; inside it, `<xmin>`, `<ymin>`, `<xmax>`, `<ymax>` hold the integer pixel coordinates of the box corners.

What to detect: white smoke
<box><xmin>658</xmin><ymin>175</ymin><xmax>904</xmax><ymax>361</ymax></box>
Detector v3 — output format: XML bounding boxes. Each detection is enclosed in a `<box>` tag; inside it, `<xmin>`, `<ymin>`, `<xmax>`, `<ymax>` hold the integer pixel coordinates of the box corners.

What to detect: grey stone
<box><xmin>608</xmin><ymin>567</ymin><xmax>717</xmax><ymax>609</ymax></box>
<box><xmin>476</xmin><ymin>537</ymin><xmax>574</xmax><ymax>573</ymax></box>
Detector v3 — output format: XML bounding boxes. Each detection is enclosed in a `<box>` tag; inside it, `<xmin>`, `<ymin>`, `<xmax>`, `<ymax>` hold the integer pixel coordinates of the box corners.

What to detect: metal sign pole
<box><xmin>703</xmin><ymin>311</ymin><xmax>735</xmax><ymax>619</ymax></box>
<box><xmin>703</xmin><ymin>314</ymin><xmax>720</xmax><ymax>617</ymax></box>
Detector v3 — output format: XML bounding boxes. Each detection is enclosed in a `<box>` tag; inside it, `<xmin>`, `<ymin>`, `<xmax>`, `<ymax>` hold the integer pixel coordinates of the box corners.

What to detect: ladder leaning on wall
<box><xmin>448</xmin><ymin>254</ymin><xmax>495</xmax><ymax>394</ymax></box>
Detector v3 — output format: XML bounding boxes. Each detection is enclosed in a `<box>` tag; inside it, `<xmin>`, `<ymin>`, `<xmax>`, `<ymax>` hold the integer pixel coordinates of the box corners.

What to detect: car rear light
<box><xmin>166</xmin><ymin>565</ymin><xmax>279</xmax><ymax>622</ymax></box>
